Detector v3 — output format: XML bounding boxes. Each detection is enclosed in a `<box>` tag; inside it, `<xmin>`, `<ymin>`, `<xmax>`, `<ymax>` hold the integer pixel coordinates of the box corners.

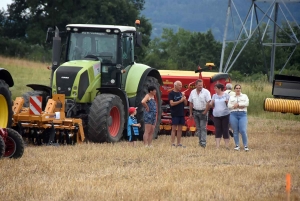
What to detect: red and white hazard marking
<box><xmin>29</xmin><ymin>96</ymin><xmax>42</xmax><ymax>115</ymax></box>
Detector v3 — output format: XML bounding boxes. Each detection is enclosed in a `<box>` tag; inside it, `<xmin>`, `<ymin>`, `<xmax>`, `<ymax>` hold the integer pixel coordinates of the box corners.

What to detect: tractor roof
<box><xmin>66</xmin><ymin>24</ymin><xmax>136</xmax><ymax>32</ymax></box>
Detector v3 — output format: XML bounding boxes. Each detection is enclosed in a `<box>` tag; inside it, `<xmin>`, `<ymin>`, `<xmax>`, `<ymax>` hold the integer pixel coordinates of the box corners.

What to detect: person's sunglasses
<box><xmin>235</xmin><ymin>88</ymin><xmax>241</xmax><ymax>89</ymax></box>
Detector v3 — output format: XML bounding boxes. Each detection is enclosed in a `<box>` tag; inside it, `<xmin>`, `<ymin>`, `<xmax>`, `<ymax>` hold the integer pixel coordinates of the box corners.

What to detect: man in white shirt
<box><xmin>225</xmin><ymin>83</ymin><xmax>236</xmax><ymax>96</ymax></box>
<box><xmin>188</xmin><ymin>79</ymin><xmax>211</xmax><ymax>148</ymax></box>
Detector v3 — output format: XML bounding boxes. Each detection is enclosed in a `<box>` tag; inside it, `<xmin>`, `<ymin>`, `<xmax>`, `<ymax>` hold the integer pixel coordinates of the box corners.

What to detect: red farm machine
<box><xmin>0</xmin><ymin>68</ymin><xmax>25</xmax><ymax>158</ymax></box>
<box><xmin>158</xmin><ymin>63</ymin><xmax>231</xmax><ymax>136</ymax></box>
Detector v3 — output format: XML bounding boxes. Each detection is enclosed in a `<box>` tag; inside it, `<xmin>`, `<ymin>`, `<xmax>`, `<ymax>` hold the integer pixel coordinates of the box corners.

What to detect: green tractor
<box><xmin>22</xmin><ymin>22</ymin><xmax>162</xmax><ymax>143</ymax></box>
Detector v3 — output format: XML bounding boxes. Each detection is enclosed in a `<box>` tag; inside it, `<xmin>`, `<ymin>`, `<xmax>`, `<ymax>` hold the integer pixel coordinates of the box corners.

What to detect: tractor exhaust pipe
<box><xmin>50</xmin><ymin>27</ymin><xmax>61</xmax><ymax>87</ymax></box>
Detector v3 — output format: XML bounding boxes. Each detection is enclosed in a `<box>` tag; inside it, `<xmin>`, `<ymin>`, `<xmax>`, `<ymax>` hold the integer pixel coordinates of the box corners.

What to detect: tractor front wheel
<box><xmin>4</xmin><ymin>128</ymin><xmax>25</xmax><ymax>159</ymax></box>
<box><xmin>0</xmin><ymin>79</ymin><xmax>12</xmax><ymax>128</ymax></box>
<box><xmin>88</xmin><ymin>94</ymin><xmax>125</xmax><ymax>143</ymax></box>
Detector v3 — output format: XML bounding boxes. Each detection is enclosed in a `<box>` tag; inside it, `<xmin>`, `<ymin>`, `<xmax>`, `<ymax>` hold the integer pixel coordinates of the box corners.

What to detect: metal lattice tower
<box><xmin>219</xmin><ymin>0</ymin><xmax>300</xmax><ymax>82</ymax></box>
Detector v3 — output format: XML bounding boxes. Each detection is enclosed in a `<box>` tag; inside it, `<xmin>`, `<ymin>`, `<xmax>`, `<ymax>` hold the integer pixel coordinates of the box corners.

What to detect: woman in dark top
<box><xmin>141</xmin><ymin>86</ymin><xmax>157</xmax><ymax>147</ymax></box>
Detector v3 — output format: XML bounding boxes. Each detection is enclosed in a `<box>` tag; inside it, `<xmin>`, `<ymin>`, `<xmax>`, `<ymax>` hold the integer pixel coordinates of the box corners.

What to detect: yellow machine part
<box><xmin>0</xmin><ymin>94</ymin><xmax>9</xmax><ymax>128</ymax></box>
<box><xmin>264</xmin><ymin>98</ymin><xmax>300</xmax><ymax>114</ymax></box>
<box><xmin>189</xmin><ymin>127</ymin><xmax>196</xmax><ymax>132</ymax></box>
<box><xmin>12</xmin><ymin>94</ymin><xmax>85</xmax><ymax>143</ymax></box>
<box><xmin>163</xmin><ymin>125</ymin><xmax>172</xmax><ymax>131</ymax></box>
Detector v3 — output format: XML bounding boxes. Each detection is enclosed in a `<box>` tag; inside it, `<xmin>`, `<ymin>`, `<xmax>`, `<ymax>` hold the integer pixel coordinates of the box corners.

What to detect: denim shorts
<box><xmin>144</xmin><ymin>111</ymin><xmax>156</xmax><ymax>125</ymax></box>
<box><xmin>172</xmin><ymin>116</ymin><xmax>185</xmax><ymax>125</ymax></box>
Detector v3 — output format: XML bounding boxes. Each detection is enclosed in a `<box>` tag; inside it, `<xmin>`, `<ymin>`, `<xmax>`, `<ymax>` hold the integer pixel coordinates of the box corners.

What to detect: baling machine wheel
<box><xmin>88</xmin><ymin>94</ymin><xmax>125</xmax><ymax>143</ymax></box>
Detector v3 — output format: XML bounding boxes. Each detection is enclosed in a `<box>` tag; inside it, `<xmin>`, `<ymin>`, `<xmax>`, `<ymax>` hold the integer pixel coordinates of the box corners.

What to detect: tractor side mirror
<box><xmin>45</xmin><ymin>27</ymin><xmax>54</xmax><ymax>43</ymax></box>
<box><xmin>135</xmin><ymin>32</ymin><xmax>142</xmax><ymax>47</ymax></box>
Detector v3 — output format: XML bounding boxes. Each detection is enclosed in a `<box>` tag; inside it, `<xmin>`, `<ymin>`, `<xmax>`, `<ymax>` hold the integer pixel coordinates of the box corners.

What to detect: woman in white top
<box><xmin>228</xmin><ymin>84</ymin><xmax>250</xmax><ymax>151</ymax></box>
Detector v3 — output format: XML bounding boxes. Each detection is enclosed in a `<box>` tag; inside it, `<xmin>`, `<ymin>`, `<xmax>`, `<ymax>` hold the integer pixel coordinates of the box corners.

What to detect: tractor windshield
<box><xmin>67</xmin><ymin>32</ymin><xmax>117</xmax><ymax>63</ymax></box>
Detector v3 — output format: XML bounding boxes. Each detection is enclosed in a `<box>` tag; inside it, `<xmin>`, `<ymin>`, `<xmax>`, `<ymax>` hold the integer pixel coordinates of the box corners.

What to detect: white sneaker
<box><xmin>244</xmin><ymin>146</ymin><xmax>249</xmax><ymax>151</ymax></box>
<box><xmin>234</xmin><ymin>145</ymin><xmax>240</xmax><ymax>151</ymax></box>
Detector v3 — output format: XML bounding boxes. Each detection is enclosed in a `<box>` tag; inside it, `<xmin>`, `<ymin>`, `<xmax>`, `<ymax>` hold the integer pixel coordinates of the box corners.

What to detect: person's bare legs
<box><xmin>177</xmin><ymin>125</ymin><xmax>183</xmax><ymax>145</ymax></box>
<box><xmin>143</xmin><ymin>124</ymin><xmax>151</xmax><ymax>146</ymax></box>
<box><xmin>148</xmin><ymin>125</ymin><xmax>155</xmax><ymax>146</ymax></box>
<box><xmin>171</xmin><ymin>125</ymin><xmax>177</xmax><ymax>145</ymax></box>
<box><xmin>216</xmin><ymin>138</ymin><xmax>221</xmax><ymax>149</ymax></box>
<box><xmin>224</xmin><ymin>138</ymin><xmax>230</xmax><ymax>149</ymax></box>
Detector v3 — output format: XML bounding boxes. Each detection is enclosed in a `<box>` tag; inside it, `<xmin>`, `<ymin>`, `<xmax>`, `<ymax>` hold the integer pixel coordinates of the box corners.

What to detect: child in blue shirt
<box><xmin>127</xmin><ymin>107</ymin><xmax>141</xmax><ymax>147</ymax></box>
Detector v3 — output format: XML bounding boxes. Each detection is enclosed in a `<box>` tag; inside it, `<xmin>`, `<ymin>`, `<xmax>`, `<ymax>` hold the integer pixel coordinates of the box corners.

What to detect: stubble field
<box><xmin>0</xmin><ymin>117</ymin><xmax>299</xmax><ymax>201</ymax></box>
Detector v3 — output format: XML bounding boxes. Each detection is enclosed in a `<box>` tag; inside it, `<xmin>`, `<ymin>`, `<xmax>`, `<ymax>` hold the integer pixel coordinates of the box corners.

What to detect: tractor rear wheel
<box><xmin>88</xmin><ymin>94</ymin><xmax>125</xmax><ymax>143</ymax></box>
<box><xmin>4</xmin><ymin>128</ymin><xmax>25</xmax><ymax>159</ymax></box>
<box><xmin>0</xmin><ymin>136</ymin><xmax>4</xmax><ymax>158</ymax></box>
<box><xmin>0</xmin><ymin>79</ymin><xmax>12</xmax><ymax>128</ymax></box>
<box><xmin>135</xmin><ymin>76</ymin><xmax>162</xmax><ymax>139</ymax></box>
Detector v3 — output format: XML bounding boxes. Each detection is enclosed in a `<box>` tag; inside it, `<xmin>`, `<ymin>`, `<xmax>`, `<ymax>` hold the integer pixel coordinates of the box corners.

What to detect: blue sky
<box><xmin>0</xmin><ymin>0</ymin><xmax>11</xmax><ymax>10</ymax></box>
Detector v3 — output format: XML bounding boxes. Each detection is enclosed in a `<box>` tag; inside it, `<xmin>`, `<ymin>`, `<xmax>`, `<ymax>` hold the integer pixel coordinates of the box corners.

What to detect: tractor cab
<box><xmin>64</xmin><ymin>24</ymin><xmax>142</xmax><ymax>88</ymax></box>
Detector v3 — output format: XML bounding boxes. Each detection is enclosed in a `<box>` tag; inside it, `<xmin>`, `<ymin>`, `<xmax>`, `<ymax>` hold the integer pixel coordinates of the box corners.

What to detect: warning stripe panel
<box><xmin>29</xmin><ymin>96</ymin><xmax>42</xmax><ymax>115</ymax></box>
<box><xmin>31</xmin><ymin>96</ymin><xmax>42</xmax><ymax>106</ymax></box>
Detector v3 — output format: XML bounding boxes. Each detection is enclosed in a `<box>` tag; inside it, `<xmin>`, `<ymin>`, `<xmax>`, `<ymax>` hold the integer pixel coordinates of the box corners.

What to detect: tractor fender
<box><xmin>0</xmin><ymin>68</ymin><xmax>14</xmax><ymax>87</ymax></box>
<box><xmin>25</xmin><ymin>84</ymin><xmax>52</xmax><ymax>97</ymax></box>
<box><xmin>125</xmin><ymin>63</ymin><xmax>162</xmax><ymax>106</ymax></box>
<box><xmin>96</xmin><ymin>87</ymin><xmax>130</xmax><ymax>122</ymax></box>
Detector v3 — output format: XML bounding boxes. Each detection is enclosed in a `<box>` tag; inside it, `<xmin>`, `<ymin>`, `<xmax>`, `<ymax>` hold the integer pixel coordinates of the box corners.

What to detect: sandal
<box><xmin>177</xmin><ymin>144</ymin><xmax>186</xmax><ymax>148</ymax></box>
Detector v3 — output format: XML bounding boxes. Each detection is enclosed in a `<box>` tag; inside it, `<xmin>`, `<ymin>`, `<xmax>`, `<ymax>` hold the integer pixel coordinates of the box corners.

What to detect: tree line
<box><xmin>0</xmin><ymin>0</ymin><xmax>299</xmax><ymax>78</ymax></box>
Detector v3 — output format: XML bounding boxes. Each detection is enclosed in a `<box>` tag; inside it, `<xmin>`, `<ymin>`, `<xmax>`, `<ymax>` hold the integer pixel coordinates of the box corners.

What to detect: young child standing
<box><xmin>127</xmin><ymin>107</ymin><xmax>141</xmax><ymax>147</ymax></box>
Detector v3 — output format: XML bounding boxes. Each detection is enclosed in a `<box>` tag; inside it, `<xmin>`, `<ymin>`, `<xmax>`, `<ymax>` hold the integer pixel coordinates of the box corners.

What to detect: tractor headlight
<box><xmin>53</xmin><ymin>90</ymin><xmax>57</xmax><ymax>94</ymax></box>
<box><xmin>73</xmin><ymin>92</ymin><xmax>77</xmax><ymax>96</ymax></box>
<box><xmin>116</xmin><ymin>64</ymin><xmax>122</xmax><ymax>69</ymax></box>
<box><xmin>68</xmin><ymin>87</ymin><xmax>71</xmax><ymax>91</ymax></box>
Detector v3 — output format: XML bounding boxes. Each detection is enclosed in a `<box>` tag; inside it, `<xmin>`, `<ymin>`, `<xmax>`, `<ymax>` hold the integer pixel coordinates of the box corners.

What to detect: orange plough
<box><xmin>12</xmin><ymin>94</ymin><xmax>85</xmax><ymax>145</ymax></box>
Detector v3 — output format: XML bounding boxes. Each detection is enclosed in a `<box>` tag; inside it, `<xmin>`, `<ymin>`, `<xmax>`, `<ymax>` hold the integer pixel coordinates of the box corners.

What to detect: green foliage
<box><xmin>144</xmin><ymin>28</ymin><xmax>221</xmax><ymax>70</ymax></box>
<box><xmin>0</xmin><ymin>37</ymin><xmax>50</xmax><ymax>61</ymax></box>
<box><xmin>0</xmin><ymin>0</ymin><xmax>150</xmax><ymax>61</ymax></box>
<box><xmin>229</xmin><ymin>71</ymin><xmax>244</xmax><ymax>82</ymax></box>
